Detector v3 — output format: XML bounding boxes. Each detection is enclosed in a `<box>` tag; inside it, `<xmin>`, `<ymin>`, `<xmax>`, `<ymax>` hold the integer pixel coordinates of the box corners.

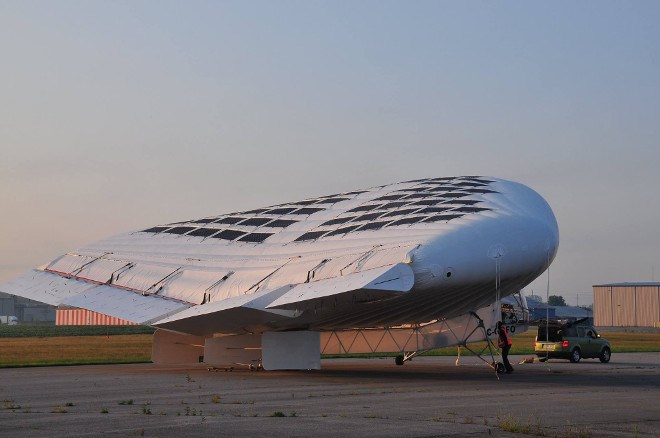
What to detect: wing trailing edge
<box><xmin>152</xmin><ymin>263</ymin><xmax>414</xmax><ymax>336</ymax></box>
<box><xmin>0</xmin><ymin>269</ymin><xmax>190</xmax><ymax>325</ymax></box>
<box><xmin>266</xmin><ymin>262</ymin><xmax>414</xmax><ymax>309</ymax></box>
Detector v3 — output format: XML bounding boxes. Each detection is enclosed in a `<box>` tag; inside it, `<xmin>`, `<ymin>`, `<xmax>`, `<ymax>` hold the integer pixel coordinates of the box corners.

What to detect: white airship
<box><xmin>1</xmin><ymin>176</ymin><xmax>558</xmax><ymax>370</ymax></box>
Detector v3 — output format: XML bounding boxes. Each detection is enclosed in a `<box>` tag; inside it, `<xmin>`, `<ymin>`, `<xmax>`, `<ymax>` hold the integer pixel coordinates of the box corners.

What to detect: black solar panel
<box><xmin>449</xmin><ymin>199</ymin><xmax>482</xmax><ymax>205</ymax></box>
<box><xmin>164</xmin><ymin>226</ymin><xmax>196</xmax><ymax>235</ymax></box>
<box><xmin>374</xmin><ymin>194</ymin><xmax>406</xmax><ymax>201</ymax></box>
<box><xmin>463</xmin><ymin>188</ymin><xmax>498</xmax><ymax>194</ymax></box>
<box><xmin>379</xmin><ymin>208</ymin><xmax>420</xmax><ymax>218</ymax></box>
<box><xmin>424</xmin><ymin>214</ymin><xmax>465</xmax><ymax>222</ymax></box>
<box><xmin>291</xmin><ymin>207</ymin><xmax>324</xmax><ymax>215</ymax></box>
<box><xmin>380</xmin><ymin>201</ymin><xmax>409</xmax><ymax>209</ymax></box>
<box><xmin>238</xmin><ymin>217</ymin><xmax>272</xmax><ymax>226</ymax></box>
<box><xmin>401</xmin><ymin>193</ymin><xmax>429</xmax><ymax>199</ymax></box>
<box><xmin>325</xmin><ymin>225</ymin><xmax>360</xmax><ymax>236</ymax></box>
<box><xmin>440</xmin><ymin>192</ymin><xmax>469</xmax><ymax>198</ymax></box>
<box><xmin>356</xmin><ymin>221</ymin><xmax>391</xmax><ymax>231</ymax></box>
<box><xmin>388</xmin><ymin>217</ymin><xmax>426</xmax><ymax>226</ymax></box>
<box><xmin>294</xmin><ymin>231</ymin><xmax>327</xmax><ymax>242</ymax></box>
<box><xmin>347</xmin><ymin>204</ymin><xmax>382</xmax><ymax>213</ymax></box>
<box><xmin>411</xmin><ymin>199</ymin><xmax>440</xmax><ymax>206</ymax></box>
<box><xmin>425</xmin><ymin>185</ymin><xmax>457</xmax><ymax>192</ymax></box>
<box><xmin>142</xmin><ymin>226</ymin><xmax>170</xmax><ymax>233</ymax></box>
<box><xmin>321</xmin><ymin>216</ymin><xmax>356</xmax><ymax>226</ymax></box>
<box><xmin>238</xmin><ymin>232</ymin><xmax>273</xmax><ymax>243</ymax></box>
<box><xmin>214</xmin><ymin>217</ymin><xmax>246</xmax><ymax>224</ymax></box>
<box><xmin>461</xmin><ymin>177</ymin><xmax>493</xmax><ymax>184</ymax></box>
<box><xmin>241</xmin><ymin>208</ymin><xmax>268</xmax><ymax>214</ymax></box>
<box><xmin>314</xmin><ymin>197</ymin><xmax>349</xmax><ymax>204</ymax></box>
<box><xmin>454</xmin><ymin>181</ymin><xmax>488</xmax><ymax>187</ymax></box>
<box><xmin>292</xmin><ymin>199</ymin><xmax>320</xmax><ymax>206</ymax></box>
<box><xmin>352</xmin><ymin>212</ymin><xmax>383</xmax><ymax>222</ymax></box>
<box><xmin>188</xmin><ymin>228</ymin><xmax>220</xmax><ymax>237</ymax></box>
<box><xmin>212</xmin><ymin>229</ymin><xmax>246</xmax><ymax>240</ymax></box>
<box><xmin>451</xmin><ymin>206</ymin><xmax>491</xmax><ymax>213</ymax></box>
<box><xmin>416</xmin><ymin>207</ymin><xmax>451</xmax><ymax>215</ymax></box>
<box><xmin>265</xmin><ymin>207</ymin><xmax>297</xmax><ymax>215</ymax></box>
<box><xmin>265</xmin><ymin>219</ymin><xmax>297</xmax><ymax>228</ymax></box>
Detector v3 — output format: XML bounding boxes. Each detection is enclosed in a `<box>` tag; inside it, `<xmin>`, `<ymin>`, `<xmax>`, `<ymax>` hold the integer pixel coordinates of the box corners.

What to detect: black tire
<box><xmin>395</xmin><ymin>355</ymin><xmax>404</xmax><ymax>366</ymax></box>
<box><xmin>496</xmin><ymin>362</ymin><xmax>506</xmax><ymax>374</ymax></box>
<box><xmin>569</xmin><ymin>348</ymin><xmax>581</xmax><ymax>363</ymax></box>
<box><xmin>599</xmin><ymin>347</ymin><xmax>611</xmax><ymax>363</ymax></box>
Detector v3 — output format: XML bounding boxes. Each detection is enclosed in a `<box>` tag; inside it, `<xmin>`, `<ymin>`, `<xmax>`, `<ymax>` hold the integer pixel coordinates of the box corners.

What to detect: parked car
<box><xmin>0</xmin><ymin>315</ymin><xmax>18</xmax><ymax>325</ymax></box>
<box><xmin>535</xmin><ymin>319</ymin><xmax>611</xmax><ymax>363</ymax></box>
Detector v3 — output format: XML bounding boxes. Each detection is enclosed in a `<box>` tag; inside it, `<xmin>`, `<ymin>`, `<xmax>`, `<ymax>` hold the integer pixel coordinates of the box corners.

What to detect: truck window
<box><xmin>537</xmin><ymin>325</ymin><xmax>562</xmax><ymax>342</ymax></box>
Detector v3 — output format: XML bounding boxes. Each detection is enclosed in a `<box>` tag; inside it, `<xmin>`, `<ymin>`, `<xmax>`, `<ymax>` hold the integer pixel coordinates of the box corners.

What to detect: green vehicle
<box><xmin>535</xmin><ymin>319</ymin><xmax>611</xmax><ymax>363</ymax></box>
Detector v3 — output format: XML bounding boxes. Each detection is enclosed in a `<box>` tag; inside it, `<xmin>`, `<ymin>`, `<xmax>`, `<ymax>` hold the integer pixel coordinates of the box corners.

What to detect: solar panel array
<box><xmin>140</xmin><ymin>177</ymin><xmax>497</xmax><ymax>244</ymax></box>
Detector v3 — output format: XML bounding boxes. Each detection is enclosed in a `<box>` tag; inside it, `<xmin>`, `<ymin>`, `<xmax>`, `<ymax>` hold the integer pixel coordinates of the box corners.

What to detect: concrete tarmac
<box><xmin>1</xmin><ymin>353</ymin><xmax>659</xmax><ymax>437</ymax></box>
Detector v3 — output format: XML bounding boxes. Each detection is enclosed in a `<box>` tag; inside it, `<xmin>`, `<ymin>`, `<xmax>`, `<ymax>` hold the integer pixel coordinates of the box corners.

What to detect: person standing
<box><xmin>497</xmin><ymin>321</ymin><xmax>514</xmax><ymax>374</ymax></box>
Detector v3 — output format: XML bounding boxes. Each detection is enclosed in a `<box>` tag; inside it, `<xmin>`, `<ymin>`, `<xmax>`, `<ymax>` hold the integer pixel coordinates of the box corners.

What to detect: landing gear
<box><xmin>454</xmin><ymin>312</ymin><xmax>503</xmax><ymax>378</ymax></box>
<box><xmin>394</xmin><ymin>351</ymin><xmax>426</xmax><ymax>366</ymax></box>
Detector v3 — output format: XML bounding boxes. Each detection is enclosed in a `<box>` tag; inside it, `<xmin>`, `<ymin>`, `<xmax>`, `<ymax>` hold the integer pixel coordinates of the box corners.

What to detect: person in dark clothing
<box><xmin>497</xmin><ymin>321</ymin><xmax>514</xmax><ymax>374</ymax></box>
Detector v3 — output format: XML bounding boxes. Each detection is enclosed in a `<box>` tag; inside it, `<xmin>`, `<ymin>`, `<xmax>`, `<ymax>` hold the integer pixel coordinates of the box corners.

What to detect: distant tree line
<box><xmin>525</xmin><ymin>294</ymin><xmax>592</xmax><ymax>311</ymax></box>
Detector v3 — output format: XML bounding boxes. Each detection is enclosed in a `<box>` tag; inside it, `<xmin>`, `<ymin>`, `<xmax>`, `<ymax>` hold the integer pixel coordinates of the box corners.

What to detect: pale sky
<box><xmin>1</xmin><ymin>1</ymin><xmax>659</xmax><ymax>306</ymax></box>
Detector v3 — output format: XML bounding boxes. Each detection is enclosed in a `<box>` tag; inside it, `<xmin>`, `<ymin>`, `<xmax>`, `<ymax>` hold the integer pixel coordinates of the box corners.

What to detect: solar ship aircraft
<box><xmin>1</xmin><ymin>176</ymin><xmax>559</xmax><ymax>370</ymax></box>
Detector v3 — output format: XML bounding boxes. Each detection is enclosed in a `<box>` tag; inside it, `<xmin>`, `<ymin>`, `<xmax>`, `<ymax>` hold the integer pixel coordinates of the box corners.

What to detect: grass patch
<box><xmin>3</xmin><ymin>400</ymin><xmax>22</xmax><ymax>410</ymax></box>
<box><xmin>0</xmin><ymin>335</ymin><xmax>152</xmax><ymax>367</ymax></box>
<box><xmin>497</xmin><ymin>413</ymin><xmax>545</xmax><ymax>436</ymax></box>
<box><xmin>0</xmin><ymin>325</ymin><xmax>155</xmax><ymax>338</ymax></box>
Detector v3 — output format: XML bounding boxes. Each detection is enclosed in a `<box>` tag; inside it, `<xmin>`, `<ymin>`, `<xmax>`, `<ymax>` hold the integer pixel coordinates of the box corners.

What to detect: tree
<box><xmin>548</xmin><ymin>295</ymin><xmax>566</xmax><ymax>306</ymax></box>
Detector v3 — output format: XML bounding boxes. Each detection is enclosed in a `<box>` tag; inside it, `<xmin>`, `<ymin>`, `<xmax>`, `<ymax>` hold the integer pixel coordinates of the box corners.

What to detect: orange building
<box><xmin>56</xmin><ymin>307</ymin><xmax>136</xmax><ymax>326</ymax></box>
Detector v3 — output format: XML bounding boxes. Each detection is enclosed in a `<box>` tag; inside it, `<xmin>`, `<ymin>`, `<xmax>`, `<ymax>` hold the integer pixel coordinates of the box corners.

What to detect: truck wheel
<box><xmin>599</xmin><ymin>347</ymin><xmax>611</xmax><ymax>363</ymax></box>
<box><xmin>569</xmin><ymin>348</ymin><xmax>581</xmax><ymax>363</ymax></box>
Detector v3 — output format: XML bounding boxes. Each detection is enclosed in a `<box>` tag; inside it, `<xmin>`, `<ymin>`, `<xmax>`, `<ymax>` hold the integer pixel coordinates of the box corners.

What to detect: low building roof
<box><xmin>529</xmin><ymin>304</ymin><xmax>592</xmax><ymax>318</ymax></box>
<box><xmin>593</xmin><ymin>282</ymin><xmax>660</xmax><ymax>287</ymax></box>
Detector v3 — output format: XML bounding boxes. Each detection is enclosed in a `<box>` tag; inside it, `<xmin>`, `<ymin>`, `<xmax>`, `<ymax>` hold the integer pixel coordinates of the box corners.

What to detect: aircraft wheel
<box><xmin>496</xmin><ymin>362</ymin><xmax>505</xmax><ymax>374</ymax></box>
<box><xmin>395</xmin><ymin>355</ymin><xmax>405</xmax><ymax>366</ymax></box>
